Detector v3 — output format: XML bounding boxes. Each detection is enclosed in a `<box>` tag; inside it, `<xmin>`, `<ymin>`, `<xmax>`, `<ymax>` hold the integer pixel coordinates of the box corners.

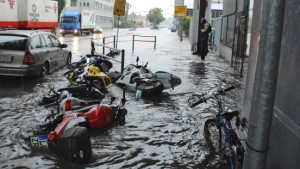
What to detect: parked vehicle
<box><xmin>0</xmin><ymin>0</ymin><xmax>58</xmax><ymax>33</ymax></box>
<box><xmin>0</xmin><ymin>30</ymin><xmax>71</xmax><ymax>77</ymax></box>
<box><xmin>171</xmin><ymin>25</ymin><xmax>177</xmax><ymax>32</ymax></box>
<box><xmin>59</xmin><ymin>10</ymin><xmax>96</xmax><ymax>36</ymax></box>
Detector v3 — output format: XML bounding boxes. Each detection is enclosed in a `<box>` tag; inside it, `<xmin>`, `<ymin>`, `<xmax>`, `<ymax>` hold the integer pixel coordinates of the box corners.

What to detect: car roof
<box><xmin>0</xmin><ymin>29</ymin><xmax>48</xmax><ymax>37</ymax></box>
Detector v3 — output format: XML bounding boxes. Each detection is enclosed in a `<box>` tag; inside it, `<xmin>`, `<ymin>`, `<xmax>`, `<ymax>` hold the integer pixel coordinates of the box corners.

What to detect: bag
<box><xmin>207</xmin><ymin>24</ymin><xmax>212</xmax><ymax>33</ymax></box>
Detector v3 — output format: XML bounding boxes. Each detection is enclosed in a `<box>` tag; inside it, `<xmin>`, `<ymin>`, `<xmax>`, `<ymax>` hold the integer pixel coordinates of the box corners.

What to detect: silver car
<box><xmin>0</xmin><ymin>30</ymin><xmax>71</xmax><ymax>77</ymax></box>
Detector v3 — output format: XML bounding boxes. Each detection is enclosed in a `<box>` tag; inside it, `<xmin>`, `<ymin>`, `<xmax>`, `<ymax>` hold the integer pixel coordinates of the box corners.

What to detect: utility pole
<box><xmin>195</xmin><ymin>0</ymin><xmax>207</xmax><ymax>55</ymax></box>
<box><xmin>243</xmin><ymin>0</ymin><xmax>286</xmax><ymax>169</ymax></box>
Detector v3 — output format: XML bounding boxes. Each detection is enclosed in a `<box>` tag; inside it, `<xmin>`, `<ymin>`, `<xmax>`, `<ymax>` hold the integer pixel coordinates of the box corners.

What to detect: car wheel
<box><xmin>41</xmin><ymin>63</ymin><xmax>49</xmax><ymax>77</ymax></box>
<box><xmin>66</xmin><ymin>54</ymin><xmax>72</xmax><ymax>66</ymax></box>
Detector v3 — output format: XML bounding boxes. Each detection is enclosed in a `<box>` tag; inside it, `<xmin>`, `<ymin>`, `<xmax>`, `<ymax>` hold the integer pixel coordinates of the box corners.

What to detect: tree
<box><xmin>147</xmin><ymin>8</ymin><xmax>165</xmax><ymax>28</ymax></box>
<box><xmin>55</xmin><ymin>0</ymin><xmax>66</xmax><ymax>21</ymax></box>
<box><xmin>183</xmin><ymin>16</ymin><xmax>192</xmax><ymax>36</ymax></box>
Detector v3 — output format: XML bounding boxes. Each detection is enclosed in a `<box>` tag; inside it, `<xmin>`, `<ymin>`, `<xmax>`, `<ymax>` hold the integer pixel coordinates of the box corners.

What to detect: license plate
<box><xmin>30</xmin><ymin>135</ymin><xmax>48</xmax><ymax>148</ymax></box>
<box><xmin>0</xmin><ymin>56</ymin><xmax>12</xmax><ymax>63</ymax></box>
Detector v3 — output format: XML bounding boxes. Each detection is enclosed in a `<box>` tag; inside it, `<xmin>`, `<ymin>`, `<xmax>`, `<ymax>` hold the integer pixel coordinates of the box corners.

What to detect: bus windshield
<box><xmin>61</xmin><ymin>17</ymin><xmax>77</xmax><ymax>23</ymax></box>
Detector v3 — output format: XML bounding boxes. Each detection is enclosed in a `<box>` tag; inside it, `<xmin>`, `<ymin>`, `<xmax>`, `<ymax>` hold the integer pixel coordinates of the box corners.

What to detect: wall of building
<box><xmin>241</xmin><ymin>0</ymin><xmax>300</xmax><ymax>168</ymax></box>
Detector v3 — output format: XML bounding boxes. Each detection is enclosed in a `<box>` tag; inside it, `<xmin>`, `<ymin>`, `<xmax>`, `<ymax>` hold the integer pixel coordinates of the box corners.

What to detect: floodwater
<box><xmin>0</xmin><ymin>28</ymin><xmax>245</xmax><ymax>168</ymax></box>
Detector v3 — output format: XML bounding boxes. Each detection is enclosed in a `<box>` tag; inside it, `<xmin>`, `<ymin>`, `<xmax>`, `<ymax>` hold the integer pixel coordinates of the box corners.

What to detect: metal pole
<box><xmin>180</xmin><ymin>17</ymin><xmax>183</xmax><ymax>42</ymax></box>
<box><xmin>132</xmin><ymin>35</ymin><xmax>135</xmax><ymax>51</ymax></box>
<box><xmin>121</xmin><ymin>49</ymin><xmax>125</xmax><ymax>73</ymax></box>
<box><xmin>91</xmin><ymin>39</ymin><xmax>95</xmax><ymax>55</ymax></box>
<box><xmin>116</xmin><ymin>16</ymin><xmax>120</xmax><ymax>48</ymax></box>
<box><xmin>154</xmin><ymin>36</ymin><xmax>156</xmax><ymax>50</ymax></box>
<box><xmin>243</xmin><ymin>0</ymin><xmax>285</xmax><ymax>169</ymax></box>
<box><xmin>103</xmin><ymin>37</ymin><xmax>105</xmax><ymax>55</ymax></box>
<box><xmin>113</xmin><ymin>35</ymin><xmax>116</xmax><ymax>48</ymax></box>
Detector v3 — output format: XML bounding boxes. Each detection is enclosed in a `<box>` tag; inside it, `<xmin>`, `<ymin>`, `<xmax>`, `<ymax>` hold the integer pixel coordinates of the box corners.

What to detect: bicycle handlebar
<box><xmin>189</xmin><ymin>86</ymin><xmax>235</xmax><ymax>108</ymax></box>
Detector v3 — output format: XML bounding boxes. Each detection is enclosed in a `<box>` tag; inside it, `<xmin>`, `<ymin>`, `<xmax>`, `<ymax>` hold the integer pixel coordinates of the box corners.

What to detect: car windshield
<box><xmin>0</xmin><ymin>35</ymin><xmax>28</xmax><ymax>51</ymax></box>
<box><xmin>61</xmin><ymin>17</ymin><xmax>76</xmax><ymax>23</ymax></box>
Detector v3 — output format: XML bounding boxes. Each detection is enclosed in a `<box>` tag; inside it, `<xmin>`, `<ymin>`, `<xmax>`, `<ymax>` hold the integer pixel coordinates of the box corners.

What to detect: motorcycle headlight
<box><xmin>74</xmin><ymin>29</ymin><xmax>78</xmax><ymax>33</ymax></box>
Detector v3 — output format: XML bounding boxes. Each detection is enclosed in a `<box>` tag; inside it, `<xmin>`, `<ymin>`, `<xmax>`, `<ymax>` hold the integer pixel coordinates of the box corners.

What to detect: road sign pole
<box><xmin>116</xmin><ymin>16</ymin><xmax>120</xmax><ymax>48</ymax></box>
<box><xmin>181</xmin><ymin>17</ymin><xmax>183</xmax><ymax>41</ymax></box>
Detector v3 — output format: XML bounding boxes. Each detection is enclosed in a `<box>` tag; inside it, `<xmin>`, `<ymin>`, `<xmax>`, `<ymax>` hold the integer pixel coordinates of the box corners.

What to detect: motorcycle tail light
<box><xmin>49</xmin><ymin>131</ymin><xmax>57</xmax><ymax>141</ymax></box>
<box><xmin>65</xmin><ymin>99</ymin><xmax>72</xmax><ymax>111</ymax></box>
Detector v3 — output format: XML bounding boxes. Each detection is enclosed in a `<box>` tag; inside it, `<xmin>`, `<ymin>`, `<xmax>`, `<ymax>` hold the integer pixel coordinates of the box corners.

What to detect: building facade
<box><xmin>64</xmin><ymin>0</ymin><xmax>114</xmax><ymax>29</ymax></box>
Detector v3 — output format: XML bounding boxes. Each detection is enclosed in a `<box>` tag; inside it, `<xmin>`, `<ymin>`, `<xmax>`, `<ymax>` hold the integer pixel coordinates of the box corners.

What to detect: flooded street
<box><xmin>0</xmin><ymin>28</ymin><xmax>245</xmax><ymax>168</ymax></box>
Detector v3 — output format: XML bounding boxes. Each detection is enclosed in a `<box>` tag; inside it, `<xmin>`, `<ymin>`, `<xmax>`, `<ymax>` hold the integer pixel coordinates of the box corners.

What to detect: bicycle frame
<box><xmin>212</xmin><ymin>95</ymin><xmax>242</xmax><ymax>169</ymax></box>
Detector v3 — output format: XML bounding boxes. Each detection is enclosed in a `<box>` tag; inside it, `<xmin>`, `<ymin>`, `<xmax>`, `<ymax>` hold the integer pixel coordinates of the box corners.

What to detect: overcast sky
<box><xmin>126</xmin><ymin>0</ymin><xmax>194</xmax><ymax>18</ymax></box>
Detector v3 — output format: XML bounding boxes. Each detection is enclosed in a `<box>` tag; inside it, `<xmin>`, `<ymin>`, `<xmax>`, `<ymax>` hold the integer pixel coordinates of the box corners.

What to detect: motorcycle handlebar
<box><xmin>189</xmin><ymin>86</ymin><xmax>235</xmax><ymax>108</ymax></box>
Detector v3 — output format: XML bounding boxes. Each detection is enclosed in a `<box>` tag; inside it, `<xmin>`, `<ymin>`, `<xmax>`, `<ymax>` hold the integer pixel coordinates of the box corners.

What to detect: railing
<box><xmin>132</xmin><ymin>35</ymin><xmax>156</xmax><ymax>51</ymax></box>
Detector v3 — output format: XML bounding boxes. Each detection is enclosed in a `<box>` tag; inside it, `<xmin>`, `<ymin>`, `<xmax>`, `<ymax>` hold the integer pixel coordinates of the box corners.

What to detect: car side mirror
<box><xmin>60</xmin><ymin>44</ymin><xmax>67</xmax><ymax>48</ymax></box>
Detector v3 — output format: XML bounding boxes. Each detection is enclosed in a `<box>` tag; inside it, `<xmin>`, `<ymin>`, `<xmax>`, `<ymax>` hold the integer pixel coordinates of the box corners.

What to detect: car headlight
<box><xmin>74</xmin><ymin>30</ymin><xmax>78</xmax><ymax>33</ymax></box>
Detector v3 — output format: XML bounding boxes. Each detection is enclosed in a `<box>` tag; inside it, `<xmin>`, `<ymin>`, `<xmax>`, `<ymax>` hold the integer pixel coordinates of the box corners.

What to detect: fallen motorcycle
<box><xmin>67</xmin><ymin>54</ymin><xmax>113</xmax><ymax>73</ymax></box>
<box><xmin>41</xmin><ymin>83</ymin><xmax>105</xmax><ymax>106</ymax></box>
<box><xmin>27</xmin><ymin>94</ymin><xmax>127</xmax><ymax>164</ymax></box>
<box><xmin>110</xmin><ymin>57</ymin><xmax>182</xmax><ymax>97</ymax></box>
<box><xmin>64</xmin><ymin>64</ymin><xmax>112</xmax><ymax>90</ymax></box>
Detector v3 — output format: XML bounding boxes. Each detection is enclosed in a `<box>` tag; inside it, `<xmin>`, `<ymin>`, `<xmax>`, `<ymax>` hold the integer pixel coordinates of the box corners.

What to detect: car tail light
<box><xmin>23</xmin><ymin>51</ymin><xmax>35</xmax><ymax>65</ymax></box>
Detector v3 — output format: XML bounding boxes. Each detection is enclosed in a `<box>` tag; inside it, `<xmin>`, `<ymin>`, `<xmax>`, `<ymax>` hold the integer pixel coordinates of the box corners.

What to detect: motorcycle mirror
<box><xmin>110</xmin><ymin>97</ymin><xmax>116</xmax><ymax>105</ymax></box>
<box><xmin>144</xmin><ymin>62</ymin><xmax>148</xmax><ymax>68</ymax></box>
<box><xmin>136</xmin><ymin>56</ymin><xmax>139</xmax><ymax>65</ymax></box>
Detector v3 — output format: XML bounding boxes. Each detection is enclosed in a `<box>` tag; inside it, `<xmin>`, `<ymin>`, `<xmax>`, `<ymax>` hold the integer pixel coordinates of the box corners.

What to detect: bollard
<box><xmin>121</xmin><ymin>49</ymin><xmax>125</xmax><ymax>73</ymax></box>
<box><xmin>132</xmin><ymin>35</ymin><xmax>135</xmax><ymax>51</ymax></box>
<box><xmin>154</xmin><ymin>36</ymin><xmax>156</xmax><ymax>50</ymax></box>
<box><xmin>103</xmin><ymin>38</ymin><xmax>105</xmax><ymax>55</ymax></box>
<box><xmin>113</xmin><ymin>35</ymin><xmax>116</xmax><ymax>48</ymax></box>
<box><xmin>91</xmin><ymin>39</ymin><xmax>95</xmax><ymax>55</ymax></box>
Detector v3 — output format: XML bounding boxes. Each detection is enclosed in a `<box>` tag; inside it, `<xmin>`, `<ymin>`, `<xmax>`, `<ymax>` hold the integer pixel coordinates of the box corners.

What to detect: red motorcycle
<box><xmin>28</xmin><ymin>95</ymin><xmax>127</xmax><ymax>164</ymax></box>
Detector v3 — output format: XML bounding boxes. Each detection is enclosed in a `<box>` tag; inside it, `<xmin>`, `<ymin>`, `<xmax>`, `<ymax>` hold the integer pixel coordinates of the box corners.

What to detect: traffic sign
<box><xmin>175</xmin><ymin>6</ymin><xmax>187</xmax><ymax>18</ymax></box>
<box><xmin>114</xmin><ymin>0</ymin><xmax>126</xmax><ymax>16</ymax></box>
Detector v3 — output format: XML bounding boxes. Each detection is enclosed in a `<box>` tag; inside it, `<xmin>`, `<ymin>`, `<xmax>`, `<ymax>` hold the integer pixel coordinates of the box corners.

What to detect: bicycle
<box><xmin>188</xmin><ymin>86</ymin><xmax>244</xmax><ymax>169</ymax></box>
<box><xmin>208</xmin><ymin>39</ymin><xmax>217</xmax><ymax>52</ymax></box>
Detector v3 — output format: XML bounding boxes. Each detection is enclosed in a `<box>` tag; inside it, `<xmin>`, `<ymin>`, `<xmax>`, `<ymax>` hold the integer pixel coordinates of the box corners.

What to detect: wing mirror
<box><xmin>60</xmin><ymin>44</ymin><xmax>68</xmax><ymax>48</ymax></box>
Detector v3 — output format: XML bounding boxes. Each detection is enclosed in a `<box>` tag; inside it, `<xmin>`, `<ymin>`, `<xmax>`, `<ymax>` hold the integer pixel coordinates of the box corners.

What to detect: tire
<box><xmin>209</xmin><ymin>44</ymin><xmax>217</xmax><ymax>52</ymax></box>
<box><xmin>66</xmin><ymin>53</ymin><xmax>72</xmax><ymax>66</ymax></box>
<box><xmin>204</xmin><ymin>119</ymin><xmax>222</xmax><ymax>152</ymax></box>
<box><xmin>191</xmin><ymin>42</ymin><xmax>197</xmax><ymax>54</ymax></box>
<box><xmin>40</xmin><ymin>63</ymin><xmax>49</xmax><ymax>77</ymax></box>
<box><xmin>204</xmin><ymin>119</ymin><xmax>242</xmax><ymax>169</ymax></box>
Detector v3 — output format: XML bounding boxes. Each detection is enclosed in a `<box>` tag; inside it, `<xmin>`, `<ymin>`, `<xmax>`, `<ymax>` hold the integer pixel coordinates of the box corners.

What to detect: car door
<box><xmin>41</xmin><ymin>34</ymin><xmax>57</xmax><ymax>72</ymax></box>
<box><xmin>28</xmin><ymin>35</ymin><xmax>47</xmax><ymax>68</ymax></box>
<box><xmin>49</xmin><ymin>34</ymin><xmax>66</xmax><ymax>68</ymax></box>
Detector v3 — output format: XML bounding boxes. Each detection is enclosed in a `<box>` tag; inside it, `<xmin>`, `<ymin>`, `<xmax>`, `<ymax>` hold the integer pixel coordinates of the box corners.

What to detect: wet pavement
<box><xmin>0</xmin><ymin>28</ymin><xmax>246</xmax><ymax>168</ymax></box>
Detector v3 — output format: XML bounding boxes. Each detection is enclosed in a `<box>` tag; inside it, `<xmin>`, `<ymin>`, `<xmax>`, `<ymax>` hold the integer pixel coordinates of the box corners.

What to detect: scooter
<box><xmin>112</xmin><ymin>57</ymin><xmax>182</xmax><ymax>97</ymax></box>
<box><xmin>27</xmin><ymin>93</ymin><xmax>127</xmax><ymax>164</ymax></box>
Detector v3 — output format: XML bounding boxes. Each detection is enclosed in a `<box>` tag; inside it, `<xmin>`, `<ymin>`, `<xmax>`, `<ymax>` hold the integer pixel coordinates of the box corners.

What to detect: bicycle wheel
<box><xmin>204</xmin><ymin>119</ymin><xmax>221</xmax><ymax>153</ymax></box>
<box><xmin>208</xmin><ymin>44</ymin><xmax>217</xmax><ymax>53</ymax></box>
<box><xmin>204</xmin><ymin>119</ymin><xmax>242</xmax><ymax>169</ymax></box>
<box><xmin>211</xmin><ymin>44</ymin><xmax>217</xmax><ymax>52</ymax></box>
<box><xmin>191</xmin><ymin>42</ymin><xmax>197</xmax><ymax>54</ymax></box>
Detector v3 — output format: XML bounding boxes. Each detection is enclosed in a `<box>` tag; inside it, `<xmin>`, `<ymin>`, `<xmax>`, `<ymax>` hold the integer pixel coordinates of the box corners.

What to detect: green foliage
<box><xmin>147</xmin><ymin>8</ymin><xmax>165</xmax><ymax>28</ymax></box>
<box><xmin>183</xmin><ymin>16</ymin><xmax>192</xmax><ymax>36</ymax></box>
<box><xmin>55</xmin><ymin>0</ymin><xmax>66</xmax><ymax>21</ymax></box>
